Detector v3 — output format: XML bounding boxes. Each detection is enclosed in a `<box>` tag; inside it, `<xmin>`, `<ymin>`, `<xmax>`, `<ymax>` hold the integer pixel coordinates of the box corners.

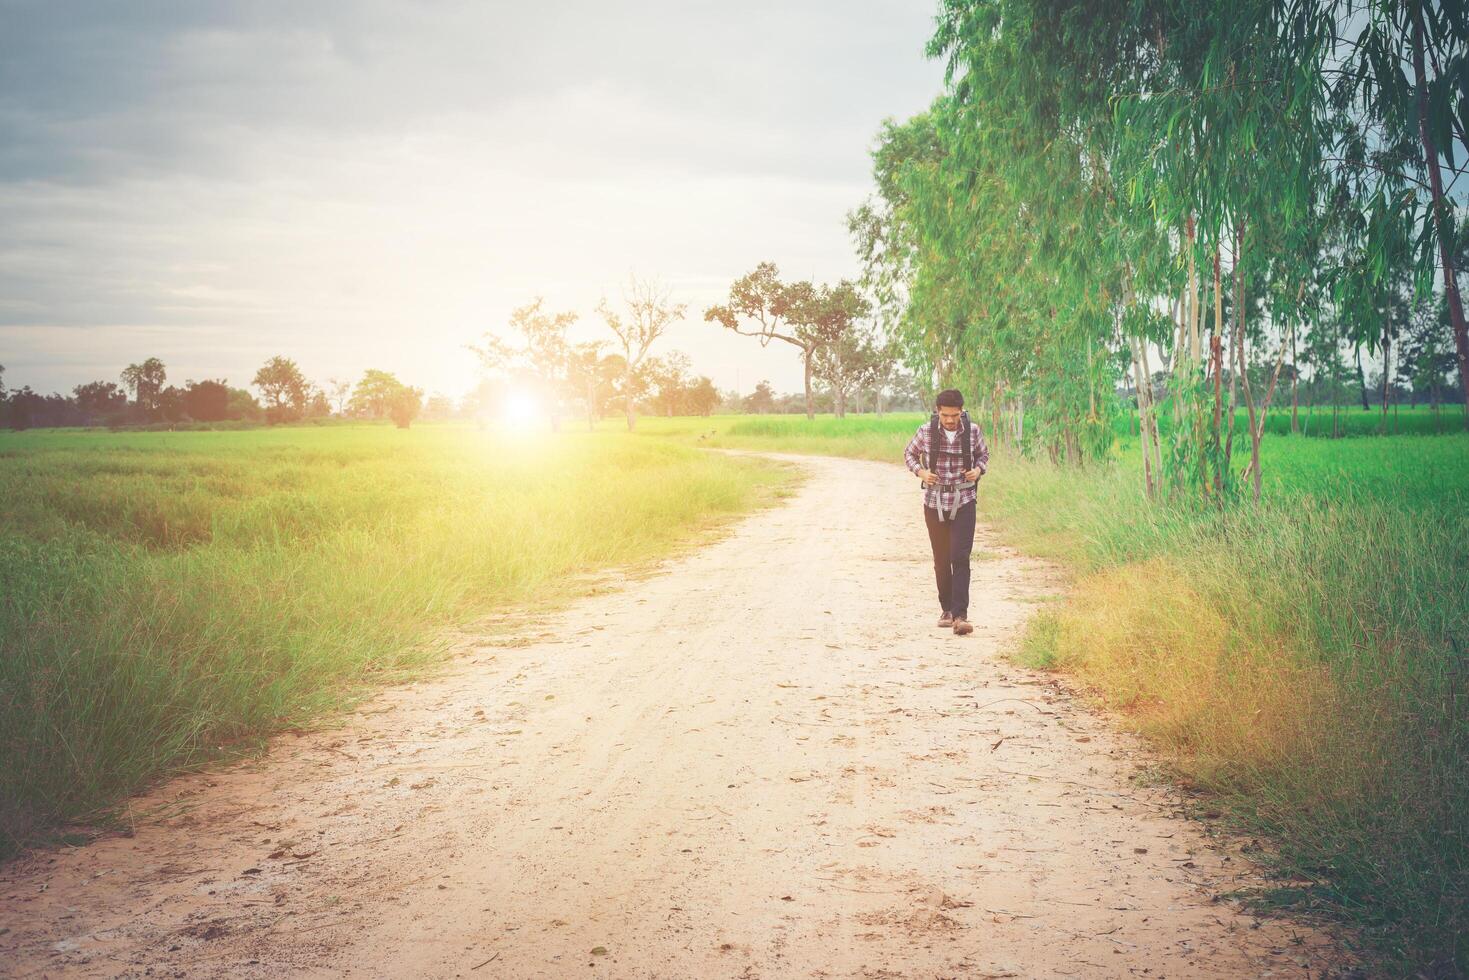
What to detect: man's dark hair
<box><xmin>935</xmin><ymin>388</ymin><xmax>965</xmax><ymax>409</ymax></box>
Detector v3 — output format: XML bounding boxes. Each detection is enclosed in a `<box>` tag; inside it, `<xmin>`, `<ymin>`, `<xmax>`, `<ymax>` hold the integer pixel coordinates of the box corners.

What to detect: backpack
<box><xmin>927</xmin><ymin>411</ymin><xmax>973</xmax><ymax>476</ymax></box>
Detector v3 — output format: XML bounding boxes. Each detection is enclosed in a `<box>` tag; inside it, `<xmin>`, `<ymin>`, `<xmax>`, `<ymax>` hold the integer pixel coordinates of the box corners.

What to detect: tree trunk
<box><xmin>1087</xmin><ymin>335</ymin><xmax>1097</xmax><ymax>420</ymax></box>
<box><xmin>1356</xmin><ymin>348</ymin><xmax>1369</xmax><ymax>410</ymax></box>
<box><xmin>1240</xmin><ymin>320</ymin><xmax>1261</xmax><ymax>502</ymax></box>
<box><xmin>1172</xmin><ymin>287</ymin><xmax>1188</xmax><ymax>429</ymax></box>
<box><xmin>1131</xmin><ymin>336</ymin><xmax>1156</xmax><ymax>499</ymax></box>
<box><xmin>1225</xmin><ymin>224</ymin><xmax>1244</xmax><ymax>468</ymax></box>
<box><xmin>1187</xmin><ymin>215</ymin><xmax>1200</xmax><ymax>366</ymax></box>
<box><xmin>802</xmin><ymin>349</ymin><xmax>815</xmax><ymax>421</ymax></box>
<box><xmin>1409</xmin><ymin>0</ymin><xmax>1469</xmax><ymax>429</ymax></box>
<box><xmin>992</xmin><ymin>387</ymin><xmax>1004</xmax><ymax>451</ymax></box>
<box><xmin>1380</xmin><ymin>332</ymin><xmax>1391</xmax><ymax>432</ymax></box>
<box><xmin>1290</xmin><ymin>328</ymin><xmax>1299</xmax><ymax>434</ymax></box>
<box><xmin>624</xmin><ymin>366</ymin><xmax>636</xmax><ymax>432</ymax></box>
<box><xmin>1211</xmin><ymin>243</ymin><xmax>1224</xmax><ymax>473</ymax></box>
<box><xmin>1139</xmin><ymin>339</ymin><xmax>1161</xmax><ymax>481</ymax></box>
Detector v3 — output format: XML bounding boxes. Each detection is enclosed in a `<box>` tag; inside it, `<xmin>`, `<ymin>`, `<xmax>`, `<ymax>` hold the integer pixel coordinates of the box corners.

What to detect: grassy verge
<box><xmin>0</xmin><ymin>423</ymin><xmax>796</xmax><ymax>857</ymax></box>
<box><xmin>982</xmin><ymin>437</ymin><xmax>1467</xmax><ymax>972</ymax></box>
<box><xmin>669</xmin><ymin>413</ymin><xmax>1468</xmax><ymax>973</ymax></box>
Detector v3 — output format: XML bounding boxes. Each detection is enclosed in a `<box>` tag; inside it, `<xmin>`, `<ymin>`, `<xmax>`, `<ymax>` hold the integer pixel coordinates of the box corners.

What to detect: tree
<box><xmin>349</xmin><ymin>369</ymin><xmax>405</xmax><ymax>419</ymax></box>
<box><xmin>387</xmin><ymin>385</ymin><xmax>423</xmax><ymax>429</ymax></box>
<box><xmin>597</xmin><ymin>275</ymin><xmax>686</xmax><ymax>431</ymax></box>
<box><xmin>73</xmin><ymin>381</ymin><xmax>128</xmax><ymax>421</ymax></box>
<box><xmin>7</xmin><ymin>386</ymin><xmax>35</xmax><ymax>430</ymax></box>
<box><xmin>564</xmin><ymin>341</ymin><xmax>615</xmax><ymax>431</ymax></box>
<box><xmin>343</xmin><ymin>369</ymin><xmax>421</xmax><ymax>428</ymax></box>
<box><xmin>1402</xmin><ymin>296</ymin><xmax>1457</xmax><ymax>426</ymax></box>
<box><xmin>305</xmin><ymin>387</ymin><xmax>332</xmax><ymax>418</ymax></box>
<box><xmin>119</xmin><ymin>358</ymin><xmax>166</xmax><ymax>414</ymax></box>
<box><xmin>227</xmin><ymin>387</ymin><xmax>261</xmax><ymax>421</ymax></box>
<box><xmin>181</xmin><ymin>379</ymin><xmax>231</xmax><ymax>422</ymax></box>
<box><xmin>156</xmin><ymin>385</ymin><xmax>187</xmax><ymax>424</ymax></box>
<box><xmin>470</xmin><ymin>298</ymin><xmax>578</xmax><ymax>432</ymax></box>
<box><xmin>705</xmin><ymin>263</ymin><xmax>825</xmax><ymax>419</ymax></box>
<box><xmin>1318</xmin><ymin>0</ymin><xmax>1469</xmax><ymax>427</ymax></box>
<box><xmin>687</xmin><ymin>377</ymin><xmax>720</xmax><ymax>417</ymax></box>
<box><xmin>807</xmin><ymin>289</ymin><xmax>876</xmax><ymax>417</ymax></box>
<box><xmin>326</xmin><ymin>377</ymin><xmax>352</xmax><ymax>416</ymax></box>
<box><xmin>460</xmin><ymin>377</ymin><xmax>502</xmax><ymax>427</ymax></box>
<box><xmin>252</xmin><ymin>356</ymin><xmax>309</xmax><ymax>423</ymax></box>
<box><xmin>645</xmin><ymin>351</ymin><xmax>693</xmax><ymax>417</ymax></box>
<box><xmin>744</xmin><ymin>379</ymin><xmax>776</xmax><ymax>415</ymax></box>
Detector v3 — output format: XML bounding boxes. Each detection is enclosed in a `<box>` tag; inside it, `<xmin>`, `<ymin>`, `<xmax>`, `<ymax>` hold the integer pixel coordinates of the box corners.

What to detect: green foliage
<box><xmin>252</xmin><ymin>356</ymin><xmax>310</xmax><ymax>422</ymax></box>
<box><xmin>855</xmin><ymin>0</ymin><xmax>1469</xmax><ymax>498</ymax></box>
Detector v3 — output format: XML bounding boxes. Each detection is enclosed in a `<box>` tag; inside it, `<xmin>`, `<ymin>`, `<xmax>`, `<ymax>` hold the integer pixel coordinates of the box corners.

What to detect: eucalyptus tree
<box><xmin>1317</xmin><ymin>0</ymin><xmax>1469</xmax><ymax>426</ymax></box>
<box><xmin>903</xmin><ymin>0</ymin><xmax>1349</xmax><ymax>492</ymax></box>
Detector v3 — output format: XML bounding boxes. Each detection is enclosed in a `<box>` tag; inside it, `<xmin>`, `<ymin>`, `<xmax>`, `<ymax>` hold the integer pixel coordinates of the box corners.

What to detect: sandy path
<box><xmin>1</xmin><ymin>453</ymin><xmax>1339</xmax><ymax>979</ymax></box>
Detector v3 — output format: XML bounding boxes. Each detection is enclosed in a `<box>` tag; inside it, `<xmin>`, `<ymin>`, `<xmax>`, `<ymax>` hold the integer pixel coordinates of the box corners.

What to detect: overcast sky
<box><xmin>0</xmin><ymin>1</ymin><xmax>945</xmax><ymax>400</ymax></box>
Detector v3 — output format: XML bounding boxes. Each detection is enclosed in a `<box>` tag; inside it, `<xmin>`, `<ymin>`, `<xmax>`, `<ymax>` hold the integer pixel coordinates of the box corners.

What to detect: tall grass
<box><xmin>0</xmin><ymin>424</ymin><xmax>793</xmax><ymax>856</ymax></box>
<box><xmin>679</xmin><ymin>412</ymin><xmax>1469</xmax><ymax>973</ymax></box>
<box><xmin>979</xmin><ymin>438</ymin><xmax>1468</xmax><ymax>967</ymax></box>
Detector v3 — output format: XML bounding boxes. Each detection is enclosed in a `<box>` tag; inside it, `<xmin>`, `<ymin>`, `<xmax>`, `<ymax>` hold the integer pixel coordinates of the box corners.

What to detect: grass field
<box><xmin>1116</xmin><ymin>402</ymin><xmax>1467</xmax><ymax>440</ymax></box>
<box><xmin>5</xmin><ymin>410</ymin><xmax>1464</xmax><ymax>970</ymax></box>
<box><xmin>0</xmin><ymin>424</ymin><xmax>795</xmax><ymax>857</ymax></box>
<box><xmin>649</xmin><ymin>409</ymin><xmax>1467</xmax><ymax>973</ymax></box>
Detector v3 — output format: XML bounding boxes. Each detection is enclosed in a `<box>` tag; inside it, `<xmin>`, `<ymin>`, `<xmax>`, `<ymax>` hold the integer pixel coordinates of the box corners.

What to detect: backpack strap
<box><xmin>928</xmin><ymin>412</ymin><xmax>940</xmax><ymax>473</ymax></box>
<box><xmin>960</xmin><ymin>411</ymin><xmax>972</xmax><ymax>472</ymax></box>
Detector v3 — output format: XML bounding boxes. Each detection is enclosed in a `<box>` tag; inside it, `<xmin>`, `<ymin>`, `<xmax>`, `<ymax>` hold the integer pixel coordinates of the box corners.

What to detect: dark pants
<box><xmin>923</xmin><ymin>500</ymin><xmax>976</xmax><ymax>618</ymax></box>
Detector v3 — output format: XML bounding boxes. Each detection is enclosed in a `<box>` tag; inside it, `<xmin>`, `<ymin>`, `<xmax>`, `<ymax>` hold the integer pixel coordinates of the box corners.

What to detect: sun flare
<box><xmin>501</xmin><ymin>390</ymin><xmax>542</xmax><ymax>431</ymax></box>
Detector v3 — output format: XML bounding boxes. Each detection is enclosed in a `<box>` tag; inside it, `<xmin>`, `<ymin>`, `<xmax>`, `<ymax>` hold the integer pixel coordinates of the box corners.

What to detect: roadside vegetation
<box><xmin>679</xmin><ymin>410</ymin><xmax>1467</xmax><ymax>973</ymax></box>
<box><xmin>0</xmin><ymin>424</ymin><xmax>794</xmax><ymax>858</ymax></box>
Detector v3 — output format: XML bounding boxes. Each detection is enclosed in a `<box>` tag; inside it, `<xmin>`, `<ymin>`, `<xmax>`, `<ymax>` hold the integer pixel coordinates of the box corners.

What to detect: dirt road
<box><xmin>1</xmin><ymin>453</ymin><xmax>1338</xmax><ymax>978</ymax></box>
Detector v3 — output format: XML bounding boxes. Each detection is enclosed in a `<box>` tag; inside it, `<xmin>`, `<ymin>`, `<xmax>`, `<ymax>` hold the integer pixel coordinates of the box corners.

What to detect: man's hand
<box><xmin>918</xmin><ymin>468</ymin><xmax>938</xmax><ymax>487</ymax></box>
<box><xmin>963</xmin><ymin>468</ymin><xmax>982</xmax><ymax>482</ymax></box>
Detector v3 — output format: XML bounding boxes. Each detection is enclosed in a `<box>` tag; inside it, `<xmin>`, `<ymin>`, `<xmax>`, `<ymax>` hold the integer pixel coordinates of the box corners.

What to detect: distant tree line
<box><xmin>0</xmin><ymin>342</ymin><xmax>919</xmax><ymax>433</ymax></box>
<box><xmin>0</xmin><ymin>357</ymin><xmax>426</xmax><ymax>431</ymax></box>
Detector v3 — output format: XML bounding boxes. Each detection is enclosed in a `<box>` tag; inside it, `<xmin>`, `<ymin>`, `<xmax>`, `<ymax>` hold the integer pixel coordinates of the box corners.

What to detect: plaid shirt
<box><xmin>904</xmin><ymin>419</ymin><xmax>990</xmax><ymax>512</ymax></box>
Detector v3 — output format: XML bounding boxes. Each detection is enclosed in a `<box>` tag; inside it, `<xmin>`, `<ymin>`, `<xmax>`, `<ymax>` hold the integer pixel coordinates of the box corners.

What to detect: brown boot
<box><xmin>953</xmin><ymin>617</ymin><xmax>974</xmax><ymax>636</ymax></box>
<box><xmin>937</xmin><ymin>611</ymin><xmax>954</xmax><ymax>628</ymax></box>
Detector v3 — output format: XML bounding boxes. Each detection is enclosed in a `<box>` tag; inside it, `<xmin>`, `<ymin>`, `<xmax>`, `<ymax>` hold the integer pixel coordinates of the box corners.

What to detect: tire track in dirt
<box><xmin>0</xmin><ymin>452</ymin><xmax>1342</xmax><ymax>978</ymax></box>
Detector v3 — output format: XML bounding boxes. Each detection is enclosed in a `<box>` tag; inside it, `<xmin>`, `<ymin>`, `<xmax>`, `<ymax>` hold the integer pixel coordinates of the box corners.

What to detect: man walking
<box><xmin>904</xmin><ymin>389</ymin><xmax>989</xmax><ymax>636</ymax></box>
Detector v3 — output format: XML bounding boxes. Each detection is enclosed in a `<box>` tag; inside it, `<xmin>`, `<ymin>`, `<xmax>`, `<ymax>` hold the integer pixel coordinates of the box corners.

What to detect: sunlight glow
<box><xmin>501</xmin><ymin>390</ymin><xmax>542</xmax><ymax>431</ymax></box>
